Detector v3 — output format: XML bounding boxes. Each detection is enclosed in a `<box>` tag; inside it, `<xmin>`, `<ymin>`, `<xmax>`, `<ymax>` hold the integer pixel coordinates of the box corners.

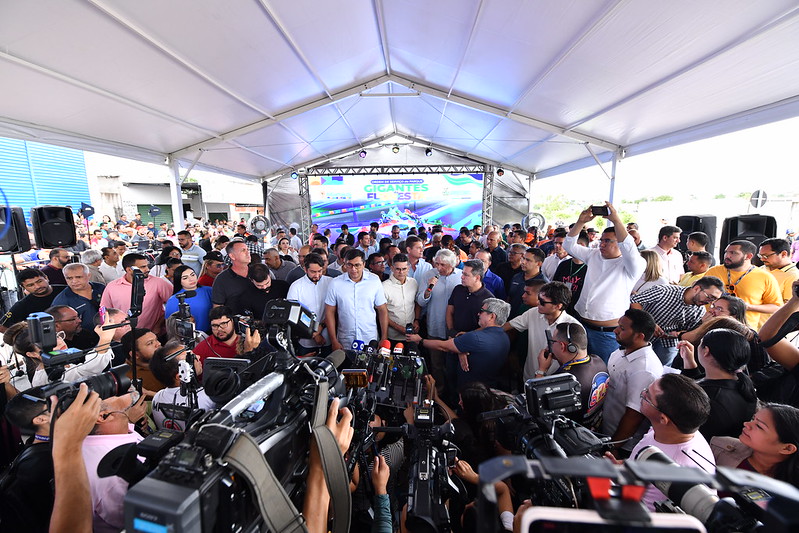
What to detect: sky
<box><xmin>530</xmin><ymin>115</ymin><xmax>799</xmax><ymax>203</ymax></box>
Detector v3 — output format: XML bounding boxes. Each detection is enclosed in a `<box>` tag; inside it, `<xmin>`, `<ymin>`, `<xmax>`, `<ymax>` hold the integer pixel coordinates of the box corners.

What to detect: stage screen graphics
<box><xmin>309</xmin><ymin>173</ymin><xmax>483</xmax><ymax>236</ymax></box>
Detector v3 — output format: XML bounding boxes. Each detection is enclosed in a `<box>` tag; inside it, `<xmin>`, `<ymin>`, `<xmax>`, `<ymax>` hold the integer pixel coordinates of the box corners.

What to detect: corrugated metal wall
<box><xmin>0</xmin><ymin>137</ymin><xmax>91</xmax><ymax>223</ymax></box>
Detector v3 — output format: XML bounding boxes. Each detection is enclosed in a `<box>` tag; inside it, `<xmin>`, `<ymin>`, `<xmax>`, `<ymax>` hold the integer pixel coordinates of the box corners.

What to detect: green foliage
<box><xmin>714</xmin><ymin>193</ymin><xmax>726</xmax><ymax>199</ymax></box>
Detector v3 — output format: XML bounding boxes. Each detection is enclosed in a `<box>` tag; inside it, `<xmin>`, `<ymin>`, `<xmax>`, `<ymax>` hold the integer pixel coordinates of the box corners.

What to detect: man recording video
<box><xmin>150</xmin><ymin>340</ymin><xmax>215</xmax><ymax>431</ymax></box>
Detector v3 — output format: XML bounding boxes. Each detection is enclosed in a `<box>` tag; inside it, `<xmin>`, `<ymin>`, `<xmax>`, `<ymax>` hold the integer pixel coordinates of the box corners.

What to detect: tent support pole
<box><xmin>261</xmin><ymin>181</ymin><xmax>270</xmax><ymax>221</ymax></box>
<box><xmin>482</xmin><ymin>165</ymin><xmax>494</xmax><ymax>227</ymax></box>
<box><xmin>169</xmin><ymin>158</ymin><xmax>186</xmax><ymax>231</ymax></box>
<box><xmin>527</xmin><ymin>174</ymin><xmax>536</xmax><ymax>216</ymax></box>
<box><xmin>609</xmin><ymin>151</ymin><xmax>618</xmax><ymax>203</ymax></box>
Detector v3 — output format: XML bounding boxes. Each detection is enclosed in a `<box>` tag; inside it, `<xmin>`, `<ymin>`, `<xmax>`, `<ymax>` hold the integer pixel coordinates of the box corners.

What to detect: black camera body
<box><xmin>39</xmin><ymin>364</ymin><xmax>131</xmax><ymax>411</ymax></box>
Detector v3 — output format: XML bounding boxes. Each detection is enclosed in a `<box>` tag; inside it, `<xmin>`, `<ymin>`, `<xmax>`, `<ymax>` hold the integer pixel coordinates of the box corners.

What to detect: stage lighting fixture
<box><xmin>359</xmin><ymin>149</ymin><xmax>367</xmax><ymax>158</ymax></box>
<box><xmin>497</xmin><ymin>168</ymin><xmax>504</xmax><ymax>176</ymax></box>
<box><xmin>392</xmin><ymin>144</ymin><xmax>400</xmax><ymax>154</ymax></box>
<box><xmin>425</xmin><ymin>147</ymin><xmax>433</xmax><ymax>157</ymax></box>
<box><xmin>290</xmin><ymin>171</ymin><xmax>299</xmax><ymax>179</ymax></box>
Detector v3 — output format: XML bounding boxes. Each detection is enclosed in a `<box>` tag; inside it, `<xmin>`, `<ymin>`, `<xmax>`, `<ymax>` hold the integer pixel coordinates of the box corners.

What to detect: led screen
<box><xmin>309</xmin><ymin>173</ymin><xmax>483</xmax><ymax>236</ymax></box>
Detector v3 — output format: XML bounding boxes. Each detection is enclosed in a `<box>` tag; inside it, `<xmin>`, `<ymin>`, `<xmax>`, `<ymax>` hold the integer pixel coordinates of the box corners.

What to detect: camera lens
<box><xmin>82</xmin><ymin>364</ymin><xmax>132</xmax><ymax>399</ymax></box>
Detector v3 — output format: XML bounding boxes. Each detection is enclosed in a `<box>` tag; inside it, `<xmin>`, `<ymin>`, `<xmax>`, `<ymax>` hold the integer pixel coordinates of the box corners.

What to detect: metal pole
<box><xmin>528</xmin><ymin>173</ymin><xmax>536</xmax><ymax>215</ymax></box>
<box><xmin>168</xmin><ymin>158</ymin><xmax>186</xmax><ymax>231</ymax></box>
<box><xmin>609</xmin><ymin>151</ymin><xmax>618</xmax><ymax>203</ymax></box>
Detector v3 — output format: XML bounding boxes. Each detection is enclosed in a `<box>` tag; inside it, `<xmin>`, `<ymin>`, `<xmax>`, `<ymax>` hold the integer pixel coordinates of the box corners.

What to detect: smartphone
<box><xmin>521</xmin><ymin>507</ymin><xmax>705</xmax><ymax>533</ymax></box>
<box><xmin>544</xmin><ymin>329</ymin><xmax>554</xmax><ymax>358</ymax></box>
<box><xmin>591</xmin><ymin>205</ymin><xmax>610</xmax><ymax>217</ymax></box>
<box><xmin>98</xmin><ymin>306</ymin><xmax>107</xmax><ymax>325</ymax></box>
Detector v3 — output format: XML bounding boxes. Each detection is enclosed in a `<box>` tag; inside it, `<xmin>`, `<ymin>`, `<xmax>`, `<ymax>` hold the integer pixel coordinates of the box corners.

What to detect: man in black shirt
<box><xmin>40</xmin><ymin>248</ymin><xmax>71</xmax><ymax>286</ymax></box>
<box><xmin>552</xmin><ymin>231</ymin><xmax>589</xmax><ymax>316</ymax></box>
<box><xmin>0</xmin><ymin>269</ymin><xmax>65</xmax><ymax>333</ymax></box>
<box><xmin>212</xmin><ymin>241</ymin><xmax>253</xmax><ymax>314</ymax></box>
<box><xmin>238</xmin><ymin>263</ymin><xmax>289</xmax><ymax>319</ymax></box>
<box><xmin>493</xmin><ymin>243</ymin><xmax>525</xmax><ymax>295</ymax></box>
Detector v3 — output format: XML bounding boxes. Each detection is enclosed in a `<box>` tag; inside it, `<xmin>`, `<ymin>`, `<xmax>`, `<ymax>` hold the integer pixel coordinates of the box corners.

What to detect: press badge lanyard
<box><xmin>727</xmin><ymin>266</ymin><xmax>754</xmax><ymax>292</ymax></box>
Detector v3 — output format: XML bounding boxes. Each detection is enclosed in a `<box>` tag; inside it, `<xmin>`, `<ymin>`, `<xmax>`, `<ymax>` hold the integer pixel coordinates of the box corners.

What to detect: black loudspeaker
<box><xmin>676</xmin><ymin>215</ymin><xmax>716</xmax><ymax>256</ymax></box>
<box><xmin>0</xmin><ymin>206</ymin><xmax>32</xmax><ymax>253</ymax></box>
<box><xmin>719</xmin><ymin>214</ymin><xmax>777</xmax><ymax>264</ymax></box>
<box><xmin>31</xmin><ymin>206</ymin><xmax>77</xmax><ymax>248</ymax></box>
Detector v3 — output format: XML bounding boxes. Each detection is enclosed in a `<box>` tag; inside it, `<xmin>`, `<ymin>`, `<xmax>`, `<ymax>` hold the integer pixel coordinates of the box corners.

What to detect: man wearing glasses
<box><xmin>703</xmin><ymin>240</ymin><xmax>782</xmax><ymax>328</ymax></box>
<box><xmin>630</xmin><ymin>276</ymin><xmax>724</xmax><ymax>365</ymax></box>
<box><xmin>564</xmin><ymin>202</ymin><xmax>646</xmax><ymax>363</ymax></box>
<box><xmin>630</xmin><ymin>374</ymin><xmax>714</xmax><ymax>510</ymax></box>
<box><xmin>193</xmin><ymin>306</ymin><xmax>240</xmax><ymax>365</ymax></box>
<box><xmin>758</xmin><ymin>237</ymin><xmax>799</xmax><ymax>304</ymax></box>
<box><xmin>46</xmin><ymin>304</ymin><xmax>99</xmax><ymax>350</ymax></box>
<box><xmin>325</xmin><ymin>249</ymin><xmax>388</xmax><ymax>352</ymax></box>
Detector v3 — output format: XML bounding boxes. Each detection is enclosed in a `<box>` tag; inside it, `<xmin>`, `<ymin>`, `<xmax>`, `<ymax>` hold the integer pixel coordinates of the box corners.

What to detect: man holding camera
<box><xmin>192</xmin><ymin>306</ymin><xmax>240</xmax><ymax>365</ymax></box>
<box><xmin>150</xmin><ymin>341</ymin><xmax>215</xmax><ymax>431</ymax></box>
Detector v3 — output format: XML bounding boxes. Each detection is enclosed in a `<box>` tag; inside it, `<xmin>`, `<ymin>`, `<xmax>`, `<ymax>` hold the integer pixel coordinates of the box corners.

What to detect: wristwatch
<box><xmin>534</xmin><ymin>370</ymin><xmax>546</xmax><ymax>377</ymax></box>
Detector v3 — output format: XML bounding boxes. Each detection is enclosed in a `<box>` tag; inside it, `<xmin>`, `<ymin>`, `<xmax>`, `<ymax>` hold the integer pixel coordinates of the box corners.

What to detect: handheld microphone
<box><xmin>426</xmin><ymin>274</ymin><xmax>440</xmax><ymax>291</ymax></box>
<box><xmin>352</xmin><ymin>339</ymin><xmax>365</xmax><ymax>352</ymax></box>
<box><xmin>392</xmin><ymin>342</ymin><xmax>405</xmax><ymax>359</ymax></box>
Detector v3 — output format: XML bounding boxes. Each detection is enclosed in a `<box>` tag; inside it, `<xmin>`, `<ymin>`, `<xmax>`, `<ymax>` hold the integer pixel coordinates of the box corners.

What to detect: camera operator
<box><xmin>49</xmin><ymin>383</ymin><xmax>101</xmax><ymax>533</ymax></box>
<box><xmin>623</xmin><ymin>374</ymin><xmax>715</xmax><ymax>510</ymax></box>
<box><xmin>104</xmin><ymin>308</ymin><xmax>132</xmax><ymax>366</ymax></box>
<box><xmin>81</xmin><ymin>392</ymin><xmax>147</xmax><ymax>532</ymax></box>
<box><xmin>47</xmin><ymin>304</ymin><xmax>99</xmax><ymax>350</ymax></box>
<box><xmin>149</xmin><ymin>340</ymin><xmax>215</xmax><ymax>431</ymax></box>
<box><xmin>2</xmin><ymin>385</ymin><xmax>57</xmax><ymax>531</ymax></box>
<box><xmin>536</xmin><ymin>322</ymin><xmax>608</xmax><ymax>430</ymax></box>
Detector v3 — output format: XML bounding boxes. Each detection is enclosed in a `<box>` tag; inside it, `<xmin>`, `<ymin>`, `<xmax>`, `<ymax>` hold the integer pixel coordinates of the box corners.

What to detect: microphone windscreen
<box><xmin>327</xmin><ymin>349</ymin><xmax>346</xmax><ymax>368</ymax></box>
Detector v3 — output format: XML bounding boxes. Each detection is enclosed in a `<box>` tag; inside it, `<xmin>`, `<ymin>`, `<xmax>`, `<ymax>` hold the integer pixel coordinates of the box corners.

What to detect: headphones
<box><xmin>565</xmin><ymin>323</ymin><xmax>578</xmax><ymax>354</ymax></box>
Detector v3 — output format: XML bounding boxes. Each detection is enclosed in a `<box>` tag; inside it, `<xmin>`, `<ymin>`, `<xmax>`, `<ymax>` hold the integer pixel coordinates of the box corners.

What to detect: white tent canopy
<box><xmin>2</xmin><ymin>0</ymin><xmax>799</xmax><ymax>187</ymax></box>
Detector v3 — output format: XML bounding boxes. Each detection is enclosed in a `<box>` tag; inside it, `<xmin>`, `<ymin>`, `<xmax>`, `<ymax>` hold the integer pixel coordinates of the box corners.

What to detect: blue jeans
<box><xmin>585</xmin><ymin>328</ymin><xmax>618</xmax><ymax>364</ymax></box>
<box><xmin>652</xmin><ymin>339</ymin><xmax>678</xmax><ymax>366</ymax></box>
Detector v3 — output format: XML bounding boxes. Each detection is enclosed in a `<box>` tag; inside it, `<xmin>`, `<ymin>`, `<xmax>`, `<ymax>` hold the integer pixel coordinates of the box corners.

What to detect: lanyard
<box><xmin>559</xmin><ymin>355</ymin><xmax>591</xmax><ymax>372</ymax></box>
<box><xmin>726</xmin><ymin>266</ymin><xmax>754</xmax><ymax>293</ymax></box>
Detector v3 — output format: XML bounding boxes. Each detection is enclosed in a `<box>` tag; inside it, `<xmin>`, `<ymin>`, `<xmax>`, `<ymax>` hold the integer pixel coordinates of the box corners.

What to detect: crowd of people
<box><xmin>1</xmin><ymin>202</ymin><xmax>799</xmax><ymax>532</ymax></box>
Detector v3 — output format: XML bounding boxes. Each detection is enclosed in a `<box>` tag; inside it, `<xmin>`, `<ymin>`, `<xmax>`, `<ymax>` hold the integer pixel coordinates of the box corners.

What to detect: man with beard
<box><xmin>288</xmin><ymin>253</ymin><xmax>333</xmax><ymax>356</ymax></box>
<box><xmin>192</xmin><ymin>306</ymin><xmax>240</xmax><ymax>365</ymax></box>
<box><xmin>703</xmin><ymin>240</ymin><xmax>782</xmax><ymax>328</ymax></box>
<box><xmin>238</xmin><ymin>263</ymin><xmax>289</xmax><ymax>319</ymax></box>
<box><xmin>0</xmin><ymin>269</ymin><xmax>65</xmax><ymax>332</ymax></box>
<box><xmin>630</xmin><ymin>277</ymin><xmax>724</xmax><ymax>365</ymax></box>
<box><xmin>600</xmin><ymin>308</ymin><xmax>663</xmax><ymax>458</ymax></box>
<box><xmin>46</xmin><ymin>305</ymin><xmax>99</xmax><ymax>350</ymax></box>
<box><xmin>40</xmin><ymin>248</ymin><xmax>72</xmax><ymax>286</ymax></box>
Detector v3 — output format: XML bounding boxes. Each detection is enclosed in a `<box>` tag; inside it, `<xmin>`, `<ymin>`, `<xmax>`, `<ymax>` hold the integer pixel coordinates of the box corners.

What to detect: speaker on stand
<box><xmin>31</xmin><ymin>206</ymin><xmax>77</xmax><ymax>248</ymax></box>
<box><xmin>0</xmin><ymin>206</ymin><xmax>33</xmax><ymax>301</ymax></box>
<box><xmin>719</xmin><ymin>214</ymin><xmax>777</xmax><ymax>266</ymax></box>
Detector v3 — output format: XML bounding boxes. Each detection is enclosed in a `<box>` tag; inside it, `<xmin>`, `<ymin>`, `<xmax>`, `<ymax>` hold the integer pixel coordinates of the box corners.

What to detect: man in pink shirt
<box><xmin>100</xmin><ymin>253</ymin><xmax>172</xmax><ymax>335</ymax></box>
<box><xmin>81</xmin><ymin>393</ymin><xmax>145</xmax><ymax>532</ymax></box>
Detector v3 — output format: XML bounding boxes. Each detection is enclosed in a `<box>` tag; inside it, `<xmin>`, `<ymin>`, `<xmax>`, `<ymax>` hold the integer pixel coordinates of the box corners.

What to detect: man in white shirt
<box><xmin>601</xmin><ymin>308</ymin><xmax>663</xmax><ymax>458</ymax></box>
<box><xmin>563</xmin><ymin>203</ymin><xmax>646</xmax><ymax>362</ymax></box>
<box><xmin>650</xmin><ymin>225</ymin><xmax>683</xmax><ymax>284</ymax></box>
<box><xmin>382</xmin><ymin>253</ymin><xmax>420</xmax><ymax>341</ymax></box>
<box><xmin>503</xmin><ymin>281</ymin><xmax>582</xmax><ymax>381</ymax></box>
<box><xmin>405</xmin><ymin>236</ymin><xmax>433</xmax><ymax>285</ymax></box>
<box><xmin>99</xmin><ymin>246</ymin><xmax>124</xmax><ymax>283</ymax></box>
<box><xmin>288</xmin><ymin>252</ymin><xmax>333</xmax><ymax>356</ymax></box>
<box><xmin>541</xmin><ymin>230</ymin><xmax>569</xmax><ymax>281</ymax></box>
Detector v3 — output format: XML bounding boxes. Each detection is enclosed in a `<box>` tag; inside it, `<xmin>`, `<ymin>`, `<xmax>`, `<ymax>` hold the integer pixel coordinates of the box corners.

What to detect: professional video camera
<box><xmin>476</xmin><ymin>448</ymin><xmax>799</xmax><ymax>533</ymax></box>
<box><xmin>34</xmin><ymin>364</ymin><xmax>132</xmax><ymax>411</ymax></box>
<box><xmin>479</xmin><ymin>374</ymin><xmax>610</xmax><ymax>507</ymax></box>
<box><xmin>371</xmin><ymin>401</ymin><xmax>465</xmax><ymax>533</ymax></box>
<box><xmin>124</xmin><ymin>299</ymin><xmax>352</xmax><ymax>533</ymax></box>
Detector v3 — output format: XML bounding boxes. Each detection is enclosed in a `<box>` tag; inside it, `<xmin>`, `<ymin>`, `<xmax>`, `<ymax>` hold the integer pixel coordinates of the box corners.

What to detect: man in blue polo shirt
<box><xmin>52</xmin><ymin>263</ymin><xmax>105</xmax><ymax>331</ymax></box>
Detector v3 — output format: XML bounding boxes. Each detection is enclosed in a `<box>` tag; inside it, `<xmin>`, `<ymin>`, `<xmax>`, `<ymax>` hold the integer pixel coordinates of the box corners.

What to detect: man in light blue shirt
<box><xmin>325</xmin><ymin>249</ymin><xmax>388</xmax><ymax>351</ymax></box>
<box><xmin>288</xmin><ymin>252</ymin><xmax>332</xmax><ymax>356</ymax></box>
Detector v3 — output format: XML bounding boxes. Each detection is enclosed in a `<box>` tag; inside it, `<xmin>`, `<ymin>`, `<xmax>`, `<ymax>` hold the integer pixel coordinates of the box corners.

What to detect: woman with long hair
<box><xmin>164</xmin><ymin>265</ymin><xmax>213</xmax><ymax>333</ymax></box>
<box><xmin>678</xmin><ymin>328</ymin><xmax>758</xmax><ymax>439</ymax></box>
<box><xmin>712</xmin><ymin>403</ymin><xmax>799</xmax><ymax>487</ymax></box>
<box><xmin>150</xmin><ymin>245</ymin><xmax>182</xmax><ymax>278</ymax></box>
<box><xmin>632</xmin><ymin>249</ymin><xmax>668</xmax><ymax>294</ymax></box>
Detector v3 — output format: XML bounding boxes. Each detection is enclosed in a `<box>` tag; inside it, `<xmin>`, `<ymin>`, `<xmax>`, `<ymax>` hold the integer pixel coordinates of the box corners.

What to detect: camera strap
<box><xmin>309</xmin><ymin>380</ymin><xmax>352</xmax><ymax>533</ymax></box>
<box><xmin>219</xmin><ymin>379</ymin><xmax>351</xmax><ymax>533</ymax></box>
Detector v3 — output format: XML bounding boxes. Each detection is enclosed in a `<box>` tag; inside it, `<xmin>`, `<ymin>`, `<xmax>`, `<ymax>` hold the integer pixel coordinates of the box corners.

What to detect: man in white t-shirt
<box><xmin>630</xmin><ymin>373</ymin><xmax>715</xmax><ymax>511</ymax></box>
<box><xmin>650</xmin><ymin>225</ymin><xmax>683</xmax><ymax>284</ymax></box>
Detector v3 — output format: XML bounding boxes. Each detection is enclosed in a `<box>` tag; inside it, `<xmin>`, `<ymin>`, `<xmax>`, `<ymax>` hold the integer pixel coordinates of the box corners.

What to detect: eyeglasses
<box><xmin>345</xmin><ymin>262</ymin><xmax>364</xmax><ymax>269</ymax></box>
<box><xmin>210</xmin><ymin>319</ymin><xmax>232</xmax><ymax>329</ymax></box>
<box><xmin>758</xmin><ymin>252</ymin><xmax>777</xmax><ymax>260</ymax></box>
<box><xmin>698</xmin><ymin>289</ymin><xmax>719</xmax><ymax>303</ymax></box>
<box><xmin>709</xmin><ymin>303</ymin><xmax>729</xmax><ymax>313</ymax></box>
<box><xmin>640</xmin><ymin>388</ymin><xmax>662</xmax><ymax>413</ymax></box>
<box><xmin>537</xmin><ymin>298</ymin><xmax>554</xmax><ymax>306</ymax></box>
<box><xmin>478</xmin><ymin>309</ymin><xmax>492</xmax><ymax>315</ymax></box>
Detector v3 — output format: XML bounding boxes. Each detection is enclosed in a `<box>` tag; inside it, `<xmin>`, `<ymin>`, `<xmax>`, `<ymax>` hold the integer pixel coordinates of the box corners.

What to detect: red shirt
<box><xmin>198</xmin><ymin>274</ymin><xmax>215</xmax><ymax>287</ymax></box>
<box><xmin>194</xmin><ymin>334</ymin><xmax>239</xmax><ymax>365</ymax></box>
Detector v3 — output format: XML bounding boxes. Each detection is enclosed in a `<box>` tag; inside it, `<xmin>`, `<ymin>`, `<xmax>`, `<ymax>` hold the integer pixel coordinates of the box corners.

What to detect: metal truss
<box><xmin>482</xmin><ymin>167</ymin><xmax>494</xmax><ymax>227</ymax></box>
<box><xmin>298</xmin><ymin>172</ymin><xmax>311</xmax><ymax>241</ymax></box>
<box><xmin>307</xmin><ymin>165</ymin><xmax>484</xmax><ymax>176</ymax></box>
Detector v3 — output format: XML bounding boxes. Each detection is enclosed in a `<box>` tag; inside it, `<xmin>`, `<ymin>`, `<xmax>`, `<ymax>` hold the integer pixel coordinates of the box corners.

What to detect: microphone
<box><xmin>351</xmin><ymin>339</ymin><xmax>365</xmax><ymax>352</ymax></box>
<box><xmin>392</xmin><ymin>342</ymin><xmax>405</xmax><ymax>358</ymax></box>
<box><xmin>426</xmin><ymin>274</ymin><xmax>440</xmax><ymax>291</ymax></box>
<box><xmin>326</xmin><ymin>349</ymin><xmax>346</xmax><ymax>368</ymax></box>
<box><xmin>366</xmin><ymin>339</ymin><xmax>379</xmax><ymax>354</ymax></box>
<box><xmin>378</xmin><ymin>339</ymin><xmax>391</xmax><ymax>358</ymax></box>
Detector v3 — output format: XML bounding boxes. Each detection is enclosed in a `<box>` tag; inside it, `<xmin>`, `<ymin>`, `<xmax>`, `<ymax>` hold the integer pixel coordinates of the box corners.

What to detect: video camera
<box><xmin>124</xmin><ymin>300</ymin><xmax>352</xmax><ymax>533</ymax></box>
<box><xmin>479</xmin><ymin>374</ymin><xmax>610</xmax><ymax>507</ymax></box>
<box><xmin>476</xmin><ymin>447</ymin><xmax>799</xmax><ymax>533</ymax></box>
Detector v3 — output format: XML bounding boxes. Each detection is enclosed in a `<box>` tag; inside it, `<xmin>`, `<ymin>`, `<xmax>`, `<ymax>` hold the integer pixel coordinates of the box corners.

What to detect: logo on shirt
<box><xmin>587</xmin><ymin>371</ymin><xmax>609</xmax><ymax>415</ymax></box>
